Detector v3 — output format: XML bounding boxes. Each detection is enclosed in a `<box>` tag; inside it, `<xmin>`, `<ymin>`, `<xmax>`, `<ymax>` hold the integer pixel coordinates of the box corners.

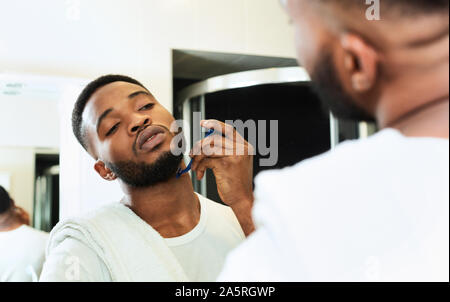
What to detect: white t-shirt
<box><xmin>218</xmin><ymin>129</ymin><xmax>449</xmax><ymax>282</ymax></box>
<box><xmin>0</xmin><ymin>225</ymin><xmax>49</xmax><ymax>282</ymax></box>
<box><xmin>40</xmin><ymin>194</ymin><xmax>245</xmax><ymax>282</ymax></box>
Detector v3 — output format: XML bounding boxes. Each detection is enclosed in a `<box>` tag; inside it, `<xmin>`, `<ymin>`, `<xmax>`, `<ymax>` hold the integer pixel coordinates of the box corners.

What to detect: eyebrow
<box><xmin>96</xmin><ymin>108</ymin><xmax>114</xmax><ymax>134</ymax></box>
<box><xmin>96</xmin><ymin>90</ymin><xmax>152</xmax><ymax>134</ymax></box>
<box><xmin>128</xmin><ymin>90</ymin><xmax>151</xmax><ymax>99</ymax></box>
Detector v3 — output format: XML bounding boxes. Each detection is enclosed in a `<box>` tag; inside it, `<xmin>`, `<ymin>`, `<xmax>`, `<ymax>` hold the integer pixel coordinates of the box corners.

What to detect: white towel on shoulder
<box><xmin>46</xmin><ymin>201</ymin><xmax>189</xmax><ymax>282</ymax></box>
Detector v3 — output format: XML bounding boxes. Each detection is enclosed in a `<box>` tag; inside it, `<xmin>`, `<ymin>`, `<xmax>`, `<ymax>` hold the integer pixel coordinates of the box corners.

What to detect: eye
<box><xmin>106</xmin><ymin>123</ymin><xmax>120</xmax><ymax>137</ymax></box>
<box><xmin>139</xmin><ymin>103</ymin><xmax>154</xmax><ymax>111</ymax></box>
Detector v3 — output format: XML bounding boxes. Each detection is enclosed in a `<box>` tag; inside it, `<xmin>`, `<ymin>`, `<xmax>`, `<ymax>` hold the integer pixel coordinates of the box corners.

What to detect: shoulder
<box><xmin>21</xmin><ymin>225</ymin><xmax>49</xmax><ymax>240</ymax></box>
<box><xmin>198</xmin><ymin>194</ymin><xmax>232</xmax><ymax>213</ymax></box>
<box><xmin>261</xmin><ymin>130</ymin><xmax>392</xmax><ymax>174</ymax></box>
<box><xmin>255</xmin><ymin>128</ymin><xmax>448</xmax><ymax>196</ymax></box>
<box><xmin>245</xmin><ymin>130</ymin><xmax>448</xmax><ymax>281</ymax></box>
<box><xmin>69</xmin><ymin>202</ymin><xmax>126</xmax><ymax>224</ymax></box>
<box><xmin>196</xmin><ymin>193</ymin><xmax>246</xmax><ymax>240</ymax></box>
<box><xmin>21</xmin><ymin>226</ymin><xmax>49</xmax><ymax>249</ymax></box>
<box><xmin>47</xmin><ymin>202</ymin><xmax>124</xmax><ymax>257</ymax></box>
<box><xmin>254</xmin><ymin>129</ymin><xmax>423</xmax><ymax>195</ymax></box>
<box><xmin>250</xmin><ymin>130</ymin><xmax>409</xmax><ymax>237</ymax></box>
<box><xmin>40</xmin><ymin>236</ymin><xmax>111</xmax><ymax>282</ymax></box>
<box><xmin>251</xmin><ymin>129</ymin><xmax>449</xmax><ymax>242</ymax></box>
<box><xmin>197</xmin><ymin>193</ymin><xmax>238</xmax><ymax>222</ymax></box>
<box><xmin>41</xmin><ymin>205</ymin><xmax>119</xmax><ymax>282</ymax></box>
<box><xmin>51</xmin><ymin>202</ymin><xmax>125</xmax><ymax>234</ymax></box>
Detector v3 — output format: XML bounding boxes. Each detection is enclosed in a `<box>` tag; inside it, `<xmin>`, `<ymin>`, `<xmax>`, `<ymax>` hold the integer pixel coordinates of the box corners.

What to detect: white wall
<box><xmin>0</xmin><ymin>0</ymin><xmax>296</xmax><ymax>218</ymax></box>
<box><xmin>0</xmin><ymin>74</ymin><xmax>63</xmax><ymax>149</ymax></box>
<box><xmin>0</xmin><ymin>74</ymin><xmax>70</xmax><ymax>219</ymax></box>
<box><xmin>0</xmin><ymin>147</ymin><xmax>35</xmax><ymax>217</ymax></box>
<box><xmin>0</xmin><ymin>0</ymin><xmax>295</xmax><ymax>111</ymax></box>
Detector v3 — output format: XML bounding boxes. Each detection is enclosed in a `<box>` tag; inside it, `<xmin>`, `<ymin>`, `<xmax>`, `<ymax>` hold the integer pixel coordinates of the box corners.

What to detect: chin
<box><xmin>139</xmin><ymin>144</ymin><xmax>170</xmax><ymax>161</ymax></box>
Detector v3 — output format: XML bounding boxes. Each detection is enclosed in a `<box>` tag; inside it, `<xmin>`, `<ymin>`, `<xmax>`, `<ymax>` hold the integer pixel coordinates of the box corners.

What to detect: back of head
<box><xmin>0</xmin><ymin>186</ymin><xmax>12</xmax><ymax>215</ymax></box>
<box><xmin>318</xmin><ymin>0</ymin><xmax>449</xmax><ymax>15</ymax></box>
<box><xmin>285</xmin><ymin>0</ymin><xmax>449</xmax><ymax>128</ymax></box>
<box><xmin>319</xmin><ymin>0</ymin><xmax>449</xmax><ymax>48</ymax></box>
<box><xmin>314</xmin><ymin>0</ymin><xmax>449</xmax><ymax>40</ymax></box>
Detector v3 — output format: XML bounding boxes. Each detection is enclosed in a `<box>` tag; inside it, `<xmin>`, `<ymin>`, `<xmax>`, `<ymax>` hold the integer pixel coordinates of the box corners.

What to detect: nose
<box><xmin>128</xmin><ymin>114</ymin><xmax>151</xmax><ymax>135</ymax></box>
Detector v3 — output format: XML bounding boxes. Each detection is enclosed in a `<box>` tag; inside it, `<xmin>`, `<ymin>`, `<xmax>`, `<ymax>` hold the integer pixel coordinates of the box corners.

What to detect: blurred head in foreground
<box><xmin>282</xmin><ymin>0</ymin><xmax>449</xmax><ymax>128</ymax></box>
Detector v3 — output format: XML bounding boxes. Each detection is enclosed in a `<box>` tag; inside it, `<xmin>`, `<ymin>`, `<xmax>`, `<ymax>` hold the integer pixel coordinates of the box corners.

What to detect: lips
<box><xmin>137</xmin><ymin>125</ymin><xmax>166</xmax><ymax>152</ymax></box>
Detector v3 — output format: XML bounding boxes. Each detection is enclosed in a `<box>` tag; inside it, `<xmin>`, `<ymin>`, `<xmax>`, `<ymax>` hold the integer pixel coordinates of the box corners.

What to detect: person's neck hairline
<box><xmin>0</xmin><ymin>210</ymin><xmax>23</xmax><ymax>232</ymax></box>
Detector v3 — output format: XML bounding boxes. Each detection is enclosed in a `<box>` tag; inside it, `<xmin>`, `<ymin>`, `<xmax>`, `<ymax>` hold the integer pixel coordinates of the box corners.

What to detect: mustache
<box><xmin>132</xmin><ymin>123</ymin><xmax>179</xmax><ymax>156</ymax></box>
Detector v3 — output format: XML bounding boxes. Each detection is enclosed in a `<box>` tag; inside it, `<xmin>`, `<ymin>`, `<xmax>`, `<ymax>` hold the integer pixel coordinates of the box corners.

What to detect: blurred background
<box><xmin>0</xmin><ymin>0</ymin><xmax>375</xmax><ymax>232</ymax></box>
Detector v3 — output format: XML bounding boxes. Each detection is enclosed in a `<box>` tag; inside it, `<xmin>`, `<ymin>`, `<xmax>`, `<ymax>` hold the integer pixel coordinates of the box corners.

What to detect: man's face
<box><xmin>285</xmin><ymin>0</ymin><xmax>374</xmax><ymax>121</ymax></box>
<box><xmin>82</xmin><ymin>81</ymin><xmax>183</xmax><ymax>187</ymax></box>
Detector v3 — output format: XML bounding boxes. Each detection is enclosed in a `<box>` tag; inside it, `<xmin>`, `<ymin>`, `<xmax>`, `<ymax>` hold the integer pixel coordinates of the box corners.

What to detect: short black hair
<box><xmin>72</xmin><ymin>75</ymin><xmax>148</xmax><ymax>151</ymax></box>
<box><xmin>0</xmin><ymin>186</ymin><xmax>12</xmax><ymax>214</ymax></box>
<box><xmin>320</xmin><ymin>0</ymin><xmax>449</xmax><ymax>15</ymax></box>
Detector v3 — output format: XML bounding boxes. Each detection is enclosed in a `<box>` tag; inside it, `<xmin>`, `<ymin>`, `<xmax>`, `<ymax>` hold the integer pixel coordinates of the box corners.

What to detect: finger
<box><xmin>196</xmin><ymin>163</ymin><xmax>207</xmax><ymax>180</ymax></box>
<box><xmin>191</xmin><ymin>146</ymin><xmax>225</xmax><ymax>171</ymax></box>
<box><xmin>190</xmin><ymin>139</ymin><xmax>252</xmax><ymax>172</ymax></box>
<box><xmin>191</xmin><ymin>136</ymin><xmax>239</xmax><ymax>170</ymax></box>
<box><xmin>202</xmin><ymin>137</ymin><xmax>252</xmax><ymax>157</ymax></box>
<box><xmin>201</xmin><ymin>135</ymin><xmax>234</xmax><ymax>151</ymax></box>
<box><xmin>190</xmin><ymin>135</ymin><xmax>233</xmax><ymax>158</ymax></box>
<box><xmin>194</xmin><ymin>158</ymin><xmax>215</xmax><ymax>180</ymax></box>
<box><xmin>201</xmin><ymin>119</ymin><xmax>244</xmax><ymax>142</ymax></box>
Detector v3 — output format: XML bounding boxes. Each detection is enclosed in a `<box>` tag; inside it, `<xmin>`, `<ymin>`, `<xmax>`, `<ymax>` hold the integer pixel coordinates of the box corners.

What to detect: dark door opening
<box><xmin>201</xmin><ymin>83</ymin><xmax>330</xmax><ymax>203</ymax></box>
<box><xmin>33</xmin><ymin>153</ymin><xmax>59</xmax><ymax>232</ymax></box>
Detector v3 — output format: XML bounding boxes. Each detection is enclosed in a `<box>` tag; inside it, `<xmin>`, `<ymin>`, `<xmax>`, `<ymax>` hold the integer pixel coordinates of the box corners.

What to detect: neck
<box><xmin>120</xmin><ymin>172</ymin><xmax>200</xmax><ymax>238</ymax></box>
<box><xmin>376</xmin><ymin>60</ymin><xmax>449</xmax><ymax>139</ymax></box>
<box><xmin>0</xmin><ymin>212</ymin><xmax>23</xmax><ymax>232</ymax></box>
<box><xmin>384</xmin><ymin>97</ymin><xmax>449</xmax><ymax>139</ymax></box>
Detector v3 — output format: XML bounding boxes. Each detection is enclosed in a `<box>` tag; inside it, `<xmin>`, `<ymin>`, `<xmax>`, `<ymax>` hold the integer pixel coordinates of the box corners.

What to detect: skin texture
<box><xmin>82</xmin><ymin>82</ymin><xmax>255</xmax><ymax>237</ymax></box>
<box><xmin>285</xmin><ymin>0</ymin><xmax>449</xmax><ymax>138</ymax></box>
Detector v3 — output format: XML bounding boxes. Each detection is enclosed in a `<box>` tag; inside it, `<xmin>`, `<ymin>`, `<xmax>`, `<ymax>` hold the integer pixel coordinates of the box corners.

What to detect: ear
<box><xmin>94</xmin><ymin>160</ymin><xmax>117</xmax><ymax>181</ymax></box>
<box><xmin>340</xmin><ymin>33</ymin><xmax>379</xmax><ymax>93</ymax></box>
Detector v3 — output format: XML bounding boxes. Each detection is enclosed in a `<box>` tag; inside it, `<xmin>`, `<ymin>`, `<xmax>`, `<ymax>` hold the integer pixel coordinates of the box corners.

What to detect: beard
<box><xmin>106</xmin><ymin>151</ymin><xmax>184</xmax><ymax>188</ymax></box>
<box><xmin>309</xmin><ymin>53</ymin><xmax>375</xmax><ymax>122</ymax></box>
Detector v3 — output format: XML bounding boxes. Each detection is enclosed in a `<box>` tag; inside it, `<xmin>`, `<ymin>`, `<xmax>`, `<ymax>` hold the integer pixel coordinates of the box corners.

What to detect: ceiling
<box><xmin>173</xmin><ymin>49</ymin><xmax>298</xmax><ymax>81</ymax></box>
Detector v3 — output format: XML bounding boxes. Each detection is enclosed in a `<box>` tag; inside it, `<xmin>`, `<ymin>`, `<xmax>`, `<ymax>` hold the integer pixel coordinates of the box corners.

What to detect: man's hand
<box><xmin>190</xmin><ymin>119</ymin><xmax>255</xmax><ymax>236</ymax></box>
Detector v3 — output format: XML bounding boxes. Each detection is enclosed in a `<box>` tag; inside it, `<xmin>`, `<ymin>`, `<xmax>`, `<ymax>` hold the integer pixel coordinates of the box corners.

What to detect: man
<box><xmin>0</xmin><ymin>186</ymin><xmax>49</xmax><ymax>281</ymax></box>
<box><xmin>40</xmin><ymin>75</ymin><xmax>254</xmax><ymax>281</ymax></box>
<box><xmin>209</xmin><ymin>0</ymin><xmax>449</xmax><ymax>281</ymax></box>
